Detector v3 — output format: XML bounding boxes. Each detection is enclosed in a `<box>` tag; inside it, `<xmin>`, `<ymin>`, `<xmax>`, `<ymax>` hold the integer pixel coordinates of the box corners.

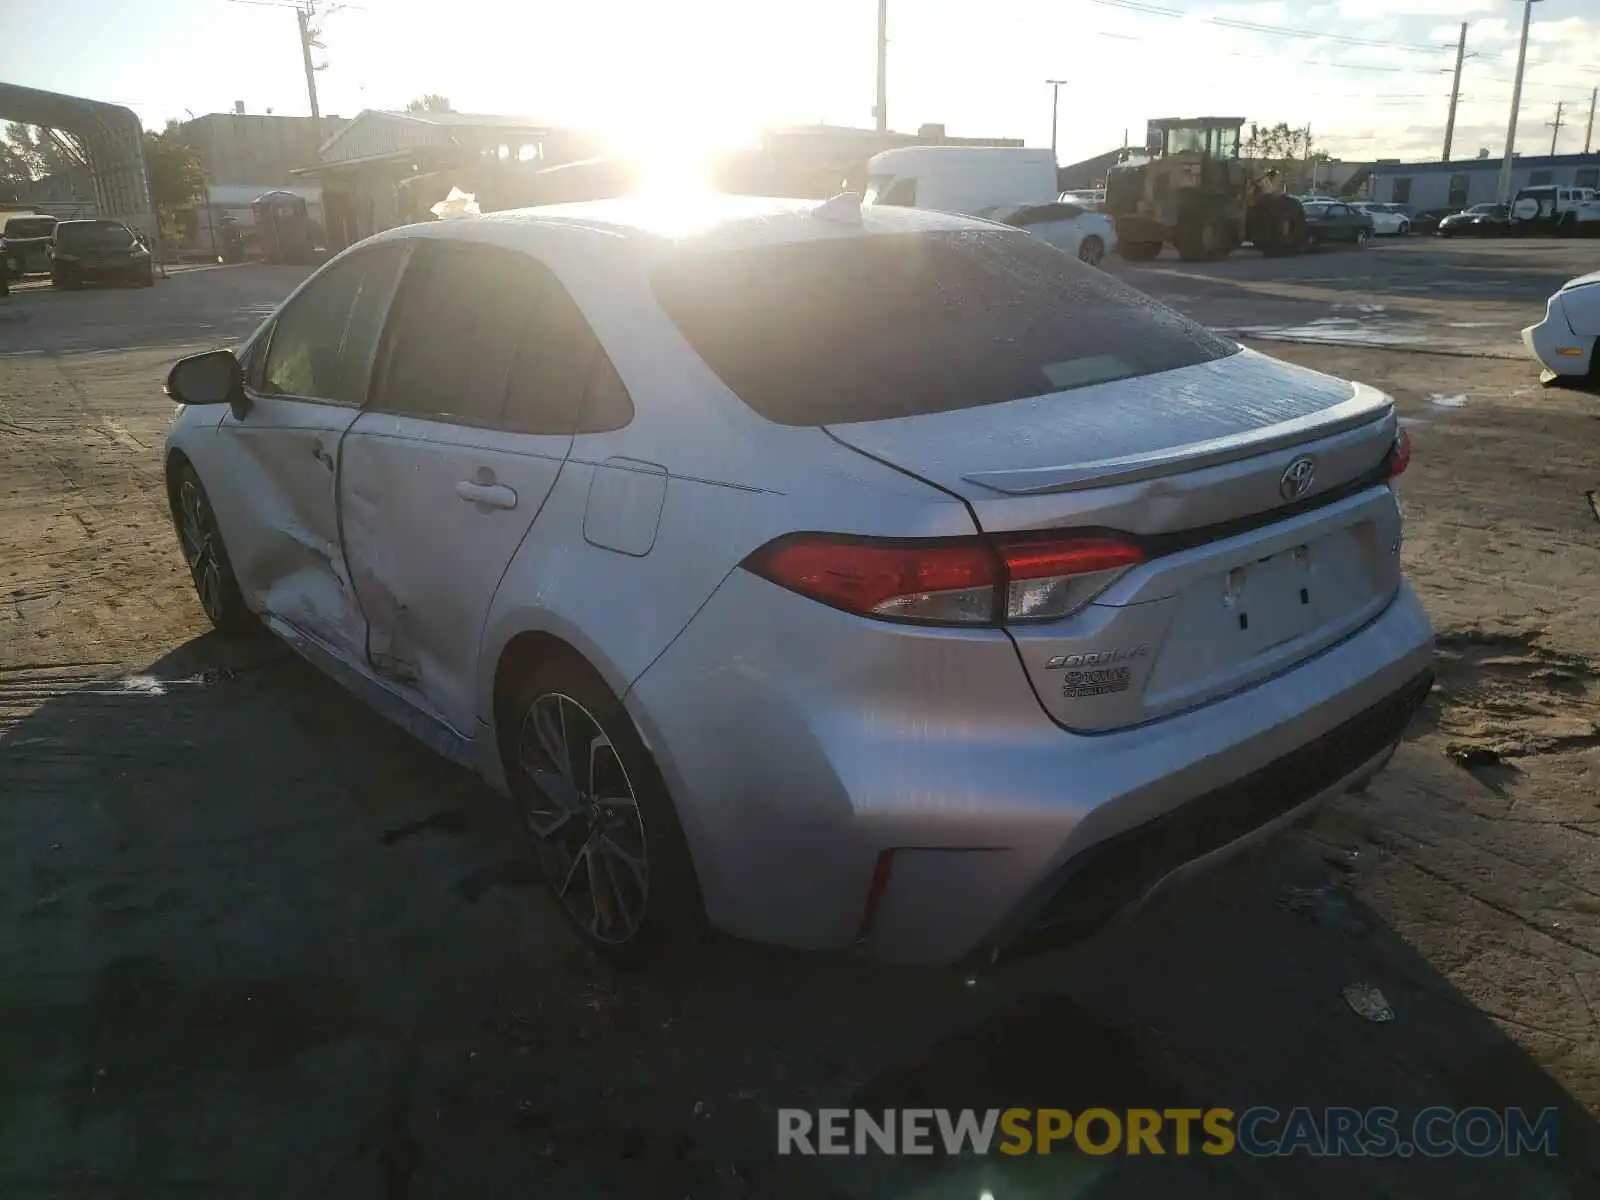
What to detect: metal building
<box><xmin>0</xmin><ymin>82</ymin><xmax>155</xmax><ymax>242</ymax></box>
<box><xmin>1371</xmin><ymin>153</ymin><xmax>1600</xmax><ymax>211</ymax></box>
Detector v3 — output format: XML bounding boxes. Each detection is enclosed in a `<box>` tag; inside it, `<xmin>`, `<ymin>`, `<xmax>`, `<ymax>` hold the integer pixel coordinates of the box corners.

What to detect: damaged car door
<box><xmin>338</xmin><ymin>240</ymin><xmax>590</xmax><ymax>735</ymax></box>
<box><xmin>215</xmin><ymin>243</ymin><xmax>406</xmax><ymax>659</ymax></box>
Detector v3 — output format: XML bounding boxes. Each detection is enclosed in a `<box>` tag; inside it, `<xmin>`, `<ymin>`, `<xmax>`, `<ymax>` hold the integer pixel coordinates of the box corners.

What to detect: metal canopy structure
<box><xmin>0</xmin><ymin>81</ymin><xmax>154</xmax><ymax>240</ymax></box>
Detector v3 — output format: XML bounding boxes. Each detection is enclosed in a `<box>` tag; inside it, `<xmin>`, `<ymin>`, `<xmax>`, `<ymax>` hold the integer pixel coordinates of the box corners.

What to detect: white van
<box><xmin>862</xmin><ymin>147</ymin><xmax>1059</xmax><ymax>217</ymax></box>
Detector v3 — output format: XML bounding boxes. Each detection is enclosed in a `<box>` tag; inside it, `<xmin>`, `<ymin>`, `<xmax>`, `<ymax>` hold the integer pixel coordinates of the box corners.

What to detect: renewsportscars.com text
<box><xmin>777</xmin><ymin>1106</ymin><xmax>1559</xmax><ymax>1158</ymax></box>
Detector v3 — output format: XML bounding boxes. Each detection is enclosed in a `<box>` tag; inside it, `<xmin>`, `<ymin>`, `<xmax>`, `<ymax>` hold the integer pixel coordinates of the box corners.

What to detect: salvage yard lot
<box><xmin>2</xmin><ymin>254</ymin><xmax>1600</xmax><ymax>1198</ymax></box>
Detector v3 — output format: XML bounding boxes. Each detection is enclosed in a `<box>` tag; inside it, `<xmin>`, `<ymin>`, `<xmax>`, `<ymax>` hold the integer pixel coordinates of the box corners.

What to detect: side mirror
<box><xmin>166</xmin><ymin>349</ymin><xmax>247</xmax><ymax>415</ymax></box>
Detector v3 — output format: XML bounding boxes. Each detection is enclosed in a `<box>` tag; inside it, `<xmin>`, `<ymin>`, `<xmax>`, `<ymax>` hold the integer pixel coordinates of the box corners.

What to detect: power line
<box><xmin>1087</xmin><ymin>0</ymin><xmax>1453</xmax><ymax>56</ymax></box>
<box><xmin>1085</xmin><ymin>0</ymin><xmax>1600</xmax><ymax>77</ymax></box>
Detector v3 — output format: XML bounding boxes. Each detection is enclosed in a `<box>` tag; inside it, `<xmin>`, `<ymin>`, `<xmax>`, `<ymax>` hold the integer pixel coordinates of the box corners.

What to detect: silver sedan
<box><xmin>162</xmin><ymin>196</ymin><xmax>1434</xmax><ymax>967</ymax></box>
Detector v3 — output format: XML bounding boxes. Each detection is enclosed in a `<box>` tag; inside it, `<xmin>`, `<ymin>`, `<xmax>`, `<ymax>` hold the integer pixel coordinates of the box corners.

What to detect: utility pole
<box><xmin>1497</xmin><ymin>0</ymin><xmax>1541</xmax><ymax>203</ymax></box>
<box><xmin>297</xmin><ymin>3</ymin><xmax>323</xmax><ymax>125</ymax></box>
<box><xmin>1547</xmin><ymin>101</ymin><xmax>1564</xmax><ymax>156</ymax></box>
<box><xmin>1442</xmin><ymin>22</ymin><xmax>1468</xmax><ymax>161</ymax></box>
<box><xmin>1046</xmin><ymin>79</ymin><xmax>1068</xmax><ymax>164</ymax></box>
<box><xmin>874</xmin><ymin>0</ymin><xmax>888</xmax><ymax>133</ymax></box>
<box><xmin>1586</xmin><ymin>87</ymin><xmax>1597</xmax><ymax>154</ymax></box>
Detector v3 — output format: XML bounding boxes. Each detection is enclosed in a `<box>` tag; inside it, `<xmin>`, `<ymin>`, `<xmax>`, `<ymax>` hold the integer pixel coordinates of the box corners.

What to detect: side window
<box><xmin>504</xmin><ymin>263</ymin><xmax>634</xmax><ymax>435</ymax></box>
<box><xmin>1391</xmin><ymin>177</ymin><xmax>1412</xmax><ymax>204</ymax></box>
<box><xmin>880</xmin><ymin>177</ymin><xmax>917</xmax><ymax>207</ymax></box>
<box><xmin>261</xmin><ymin>246</ymin><xmax>403</xmax><ymax>404</ymax></box>
<box><xmin>373</xmin><ymin>242</ymin><xmax>541</xmax><ymax>426</ymax></box>
<box><xmin>238</xmin><ymin>328</ymin><xmax>269</xmax><ymax>390</ymax></box>
<box><xmin>502</xmin><ymin>268</ymin><xmax>600</xmax><ymax>434</ymax></box>
<box><xmin>576</xmin><ymin>351</ymin><xmax>635</xmax><ymax>434</ymax></box>
<box><xmin>1577</xmin><ymin>169</ymin><xmax>1599</xmax><ymax>189</ymax></box>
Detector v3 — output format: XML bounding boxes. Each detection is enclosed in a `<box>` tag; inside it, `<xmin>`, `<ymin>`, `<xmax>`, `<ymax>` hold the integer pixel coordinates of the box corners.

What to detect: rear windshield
<box><xmin>3</xmin><ymin>217</ymin><xmax>55</xmax><ymax>239</ymax></box>
<box><xmin>56</xmin><ymin>221</ymin><xmax>135</xmax><ymax>249</ymax></box>
<box><xmin>650</xmin><ymin>230</ymin><xmax>1237</xmax><ymax>426</ymax></box>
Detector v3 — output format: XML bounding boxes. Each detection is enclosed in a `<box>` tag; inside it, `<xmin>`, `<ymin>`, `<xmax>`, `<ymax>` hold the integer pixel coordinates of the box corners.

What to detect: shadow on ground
<box><xmin>1</xmin><ymin>634</ymin><xmax>1596</xmax><ymax>1197</ymax></box>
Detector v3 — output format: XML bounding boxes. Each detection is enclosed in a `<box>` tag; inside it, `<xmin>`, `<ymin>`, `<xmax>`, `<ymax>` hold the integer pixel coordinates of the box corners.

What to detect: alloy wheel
<box><xmin>517</xmin><ymin>692</ymin><xmax>650</xmax><ymax>944</ymax></box>
<box><xmin>178</xmin><ymin>479</ymin><xmax>226</xmax><ymax>624</ymax></box>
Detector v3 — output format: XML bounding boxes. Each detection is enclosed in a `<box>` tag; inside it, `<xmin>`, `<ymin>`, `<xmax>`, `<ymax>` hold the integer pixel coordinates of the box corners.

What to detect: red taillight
<box><xmin>1388</xmin><ymin>426</ymin><xmax>1412</xmax><ymax>478</ymax></box>
<box><xmin>746</xmin><ymin>533</ymin><xmax>1145</xmax><ymax>624</ymax></box>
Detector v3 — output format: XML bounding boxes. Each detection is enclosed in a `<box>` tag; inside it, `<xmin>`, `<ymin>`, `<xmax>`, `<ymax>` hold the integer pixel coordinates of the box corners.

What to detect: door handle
<box><xmin>312</xmin><ymin>443</ymin><xmax>335</xmax><ymax>471</ymax></box>
<box><xmin>455</xmin><ymin>480</ymin><xmax>518</xmax><ymax>510</ymax></box>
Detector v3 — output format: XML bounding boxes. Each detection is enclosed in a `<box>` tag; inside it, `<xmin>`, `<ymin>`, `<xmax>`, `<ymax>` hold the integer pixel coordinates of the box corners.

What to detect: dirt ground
<box><xmin>3</xmin><ymin>267</ymin><xmax>1600</xmax><ymax>1197</ymax></box>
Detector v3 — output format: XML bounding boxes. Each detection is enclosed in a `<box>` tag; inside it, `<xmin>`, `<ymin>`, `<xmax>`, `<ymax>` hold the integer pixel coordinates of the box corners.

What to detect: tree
<box><xmin>1243</xmin><ymin>121</ymin><xmax>1317</xmax><ymax>161</ymax></box>
<box><xmin>1</xmin><ymin>122</ymin><xmax>86</xmax><ymax>181</ymax></box>
<box><xmin>406</xmin><ymin>94</ymin><xmax>453</xmax><ymax>114</ymax></box>
<box><xmin>143</xmin><ymin>120</ymin><xmax>206</xmax><ymax>242</ymax></box>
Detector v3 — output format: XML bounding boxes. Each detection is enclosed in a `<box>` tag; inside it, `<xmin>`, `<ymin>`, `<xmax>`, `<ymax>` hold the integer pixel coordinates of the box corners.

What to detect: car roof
<box><xmin>366</xmin><ymin>193</ymin><xmax>996</xmax><ymax>259</ymax></box>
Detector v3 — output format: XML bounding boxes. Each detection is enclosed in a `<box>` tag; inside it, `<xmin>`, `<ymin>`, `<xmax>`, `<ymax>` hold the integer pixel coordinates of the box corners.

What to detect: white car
<box><xmin>977</xmin><ymin>200</ymin><xmax>1118</xmax><ymax>267</ymax></box>
<box><xmin>1524</xmin><ymin>270</ymin><xmax>1600</xmax><ymax>385</ymax></box>
<box><xmin>158</xmin><ymin>195</ymin><xmax>1430</xmax><ymax>966</ymax></box>
<box><xmin>1353</xmin><ymin>204</ymin><xmax>1410</xmax><ymax>236</ymax></box>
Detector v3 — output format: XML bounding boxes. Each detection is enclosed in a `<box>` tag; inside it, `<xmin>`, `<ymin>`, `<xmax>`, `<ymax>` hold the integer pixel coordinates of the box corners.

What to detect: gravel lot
<box><xmin>2</xmin><ymin>253</ymin><xmax>1599</xmax><ymax>1198</ymax></box>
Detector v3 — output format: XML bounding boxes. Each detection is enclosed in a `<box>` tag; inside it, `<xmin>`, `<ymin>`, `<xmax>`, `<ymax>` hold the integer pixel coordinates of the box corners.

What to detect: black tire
<box><xmin>1174</xmin><ymin>211</ymin><xmax>1226</xmax><ymax>262</ymax></box>
<box><xmin>1255</xmin><ymin>196</ymin><xmax>1308</xmax><ymax>258</ymax></box>
<box><xmin>1399</xmin><ymin>221</ymin><xmax>1410</xmax><ymax>235</ymax></box>
<box><xmin>1077</xmin><ymin>235</ymin><xmax>1105</xmax><ymax>267</ymax></box>
<box><xmin>1120</xmin><ymin>240</ymin><xmax>1161</xmax><ymax>262</ymax></box>
<box><xmin>172</xmin><ymin>464</ymin><xmax>257</xmax><ymax>633</ymax></box>
<box><xmin>1355</xmin><ymin>227</ymin><xmax>1371</xmax><ymax>248</ymax></box>
<box><xmin>501</xmin><ymin>654</ymin><xmax>704</xmax><ymax>960</ymax></box>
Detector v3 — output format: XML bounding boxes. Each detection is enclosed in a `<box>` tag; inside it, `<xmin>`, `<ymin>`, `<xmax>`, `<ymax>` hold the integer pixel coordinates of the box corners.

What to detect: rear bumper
<box><xmin>630</xmin><ymin>571</ymin><xmax>1435</xmax><ymax>965</ymax></box>
<box><xmin>53</xmin><ymin>261</ymin><xmax>151</xmax><ymax>283</ymax></box>
<box><xmin>1524</xmin><ymin>295</ymin><xmax>1593</xmax><ymax>378</ymax></box>
<box><xmin>976</xmin><ymin>667</ymin><xmax>1431</xmax><ymax>969</ymax></box>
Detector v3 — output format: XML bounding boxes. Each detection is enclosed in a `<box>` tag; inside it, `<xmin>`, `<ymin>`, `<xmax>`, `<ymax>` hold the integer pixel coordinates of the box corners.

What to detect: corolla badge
<box><xmin>1279</xmin><ymin>455</ymin><xmax>1317</xmax><ymax>502</ymax></box>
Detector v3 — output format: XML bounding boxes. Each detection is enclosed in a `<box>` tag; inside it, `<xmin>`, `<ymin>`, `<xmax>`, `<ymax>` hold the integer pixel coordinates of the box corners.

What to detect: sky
<box><xmin>1</xmin><ymin>0</ymin><xmax>1598</xmax><ymax>166</ymax></box>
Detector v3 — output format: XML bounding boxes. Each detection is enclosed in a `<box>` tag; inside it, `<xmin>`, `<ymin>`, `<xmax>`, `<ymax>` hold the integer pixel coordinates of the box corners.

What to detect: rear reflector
<box><xmin>745</xmin><ymin>533</ymin><xmax>1145</xmax><ymax>625</ymax></box>
<box><xmin>854</xmin><ymin>849</ymin><xmax>896</xmax><ymax>944</ymax></box>
<box><xmin>1388</xmin><ymin>427</ymin><xmax>1412</xmax><ymax>478</ymax></box>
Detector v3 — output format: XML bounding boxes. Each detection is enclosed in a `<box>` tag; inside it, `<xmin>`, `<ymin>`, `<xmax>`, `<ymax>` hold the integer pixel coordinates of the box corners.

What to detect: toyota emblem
<box><xmin>1279</xmin><ymin>456</ymin><xmax>1317</xmax><ymax>501</ymax></box>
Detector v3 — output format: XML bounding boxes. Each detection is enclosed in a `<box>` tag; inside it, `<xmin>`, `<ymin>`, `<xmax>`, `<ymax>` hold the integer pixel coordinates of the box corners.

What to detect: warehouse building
<box><xmin>1370</xmin><ymin>152</ymin><xmax>1600</xmax><ymax>211</ymax></box>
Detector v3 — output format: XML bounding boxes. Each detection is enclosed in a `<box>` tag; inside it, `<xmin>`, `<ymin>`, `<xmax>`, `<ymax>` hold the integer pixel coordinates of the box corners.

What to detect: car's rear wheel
<box><xmin>1399</xmin><ymin>221</ymin><xmax>1410</xmax><ymax>235</ymax></box>
<box><xmin>173</xmin><ymin>465</ymin><xmax>257</xmax><ymax>633</ymax></box>
<box><xmin>1355</xmin><ymin>228</ymin><xmax>1371</xmax><ymax>247</ymax></box>
<box><xmin>504</xmin><ymin>656</ymin><xmax>703</xmax><ymax>958</ymax></box>
<box><xmin>1077</xmin><ymin>236</ymin><xmax>1105</xmax><ymax>268</ymax></box>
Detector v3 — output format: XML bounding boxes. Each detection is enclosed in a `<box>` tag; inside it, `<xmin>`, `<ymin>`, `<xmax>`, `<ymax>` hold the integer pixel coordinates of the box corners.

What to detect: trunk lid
<box><xmin>826</xmin><ymin>350</ymin><xmax>1404</xmax><ymax>731</ymax></box>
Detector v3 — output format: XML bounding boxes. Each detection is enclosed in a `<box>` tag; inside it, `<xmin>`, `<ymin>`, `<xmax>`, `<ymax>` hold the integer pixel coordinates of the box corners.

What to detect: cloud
<box><xmin>1337</xmin><ymin>0</ymin><xmax>1494</xmax><ymax>18</ymax></box>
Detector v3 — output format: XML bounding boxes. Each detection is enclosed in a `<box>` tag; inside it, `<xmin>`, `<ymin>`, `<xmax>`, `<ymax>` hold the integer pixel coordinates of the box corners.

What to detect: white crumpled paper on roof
<box><xmin>430</xmin><ymin>187</ymin><xmax>481</xmax><ymax>219</ymax></box>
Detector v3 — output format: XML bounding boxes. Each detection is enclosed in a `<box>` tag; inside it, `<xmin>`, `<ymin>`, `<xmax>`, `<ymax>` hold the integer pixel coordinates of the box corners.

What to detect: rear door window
<box><xmin>371</xmin><ymin>241</ymin><xmax>618</xmax><ymax>434</ymax></box>
<box><xmin>371</xmin><ymin>242</ymin><xmax>539</xmax><ymax>427</ymax></box>
<box><xmin>652</xmin><ymin>229</ymin><xmax>1237</xmax><ymax>426</ymax></box>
